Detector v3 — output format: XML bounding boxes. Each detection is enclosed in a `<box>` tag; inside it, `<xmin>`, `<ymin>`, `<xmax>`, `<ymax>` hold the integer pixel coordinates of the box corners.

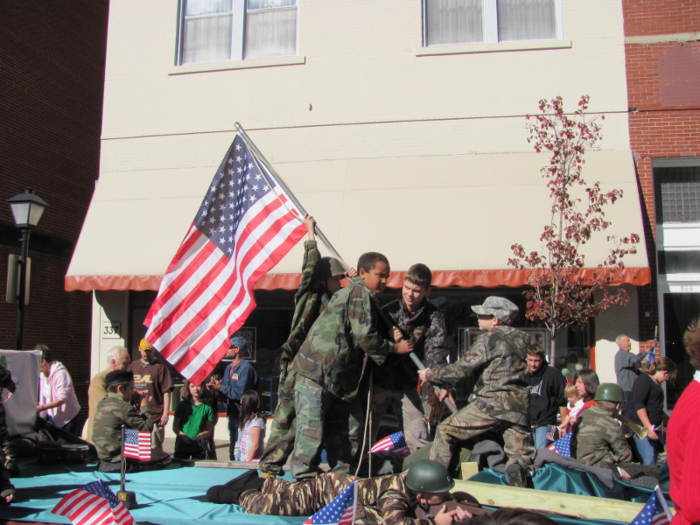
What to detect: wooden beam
<box><xmin>454</xmin><ymin>480</ymin><xmax>663</xmax><ymax>522</ymax></box>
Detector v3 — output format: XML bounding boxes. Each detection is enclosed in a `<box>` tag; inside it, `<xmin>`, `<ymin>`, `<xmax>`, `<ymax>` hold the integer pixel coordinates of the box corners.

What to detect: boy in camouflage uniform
<box><xmin>289</xmin><ymin>252</ymin><xmax>413</xmax><ymax>479</ymax></box>
<box><xmin>573</xmin><ymin>383</ymin><xmax>633</xmax><ymax>471</ymax></box>
<box><xmin>259</xmin><ymin>214</ymin><xmax>352</xmax><ymax>477</ymax></box>
<box><xmin>92</xmin><ymin>369</ymin><xmax>170</xmax><ymax>472</ymax></box>
<box><xmin>209</xmin><ymin>459</ymin><xmax>468</xmax><ymax>525</ymax></box>
<box><xmin>372</xmin><ymin>263</ymin><xmax>448</xmax><ymax>453</ymax></box>
<box><xmin>0</xmin><ymin>365</ymin><xmax>16</xmax><ymax>503</ymax></box>
<box><xmin>418</xmin><ymin>297</ymin><xmax>534</xmax><ymax>487</ymax></box>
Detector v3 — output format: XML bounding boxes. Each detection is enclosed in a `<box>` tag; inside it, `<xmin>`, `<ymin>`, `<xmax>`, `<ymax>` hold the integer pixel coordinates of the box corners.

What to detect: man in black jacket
<box><xmin>525</xmin><ymin>345</ymin><xmax>566</xmax><ymax>450</ymax></box>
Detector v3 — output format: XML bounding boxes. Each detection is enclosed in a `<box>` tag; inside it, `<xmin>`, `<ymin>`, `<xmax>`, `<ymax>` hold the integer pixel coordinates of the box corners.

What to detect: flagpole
<box><xmin>235</xmin><ymin>122</ymin><xmax>456</xmax><ymax>415</ymax></box>
<box><xmin>655</xmin><ymin>486</ymin><xmax>673</xmax><ymax>523</ymax></box>
<box><xmin>121</xmin><ymin>425</ymin><xmax>126</xmax><ymax>493</ymax></box>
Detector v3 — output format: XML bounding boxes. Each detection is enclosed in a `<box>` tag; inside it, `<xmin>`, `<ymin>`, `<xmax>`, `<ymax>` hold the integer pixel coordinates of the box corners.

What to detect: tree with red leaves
<box><xmin>508</xmin><ymin>95</ymin><xmax>640</xmax><ymax>354</ymax></box>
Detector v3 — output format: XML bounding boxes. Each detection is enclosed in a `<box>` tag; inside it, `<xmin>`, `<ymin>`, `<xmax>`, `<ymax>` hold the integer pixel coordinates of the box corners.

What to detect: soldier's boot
<box><xmin>505</xmin><ymin>463</ymin><xmax>525</xmax><ymax>488</ymax></box>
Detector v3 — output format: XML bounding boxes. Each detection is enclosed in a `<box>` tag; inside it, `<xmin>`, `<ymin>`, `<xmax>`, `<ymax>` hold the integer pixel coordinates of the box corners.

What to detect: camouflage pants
<box><xmin>291</xmin><ymin>376</ymin><xmax>364</xmax><ymax>479</ymax></box>
<box><xmin>0</xmin><ymin>403</ymin><xmax>13</xmax><ymax>472</ymax></box>
<box><xmin>370</xmin><ymin>384</ymin><xmax>428</xmax><ymax>454</ymax></box>
<box><xmin>429</xmin><ymin>403</ymin><xmax>534</xmax><ymax>471</ymax></box>
<box><xmin>258</xmin><ymin>360</ymin><xmax>296</xmax><ymax>475</ymax></box>
<box><xmin>239</xmin><ymin>472</ymin><xmax>355</xmax><ymax>515</ymax></box>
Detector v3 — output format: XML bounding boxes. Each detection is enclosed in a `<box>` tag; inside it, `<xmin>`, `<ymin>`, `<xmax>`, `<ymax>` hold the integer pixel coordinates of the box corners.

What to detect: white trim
<box><xmin>653</xmin><ymin>157</ymin><xmax>700</xmax><ymax>168</ymax></box>
<box><xmin>416</xmin><ymin>38</ymin><xmax>571</xmax><ymax>57</ymax></box>
<box><xmin>626</xmin><ymin>32</ymin><xmax>700</xmax><ymax>45</ymax></box>
<box><xmin>169</xmin><ymin>54</ymin><xmax>306</xmax><ymax>75</ymax></box>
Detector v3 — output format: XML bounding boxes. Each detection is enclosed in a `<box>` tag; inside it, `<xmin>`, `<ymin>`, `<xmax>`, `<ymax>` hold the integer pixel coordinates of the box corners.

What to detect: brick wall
<box><xmin>0</xmin><ymin>2</ymin><xmax>109</xmax><ymax>417</ymax></box>
<box><xmin>623</xmin><ymin>0</ymin><xmax>700</xmax><ymax>36</ymax></box>
<box><xmin>623</xmin><ymin>0</ymin><xmax>700</xmax><ymax>342</ymax></box>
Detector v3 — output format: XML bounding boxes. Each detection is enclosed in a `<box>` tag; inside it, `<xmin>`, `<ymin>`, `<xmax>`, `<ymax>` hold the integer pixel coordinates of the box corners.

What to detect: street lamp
<box><xmin>7</xmin><ymin>188</ymin><xmax>48</xmax><ymax>350</ymax></box>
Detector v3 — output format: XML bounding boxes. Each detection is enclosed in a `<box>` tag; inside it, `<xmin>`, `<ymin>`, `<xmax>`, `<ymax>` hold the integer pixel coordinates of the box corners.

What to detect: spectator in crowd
<box><xmin>0</xmin><ymin>364</ymin><xmax>16</xmax><ymax>503</ymax></box>
<box><xmin>614</xmin><ymin>334</ymin><xmax>654</xmax><ymax>403</ymax></box>
<box><xmin>36</xmin><ymin>345</ymin><xmax>82</xmax><ymax>438</ymax></box>
<box><xmin>627</xmin><ymin>357</ymin><xmax>676</xmax><ymax>466</ymax></box>
<box><xmin>86</xmin><ymin>346</ymin><xmax>131</xmax><ymax>443</ymax></box>
<box><xmin>667</xmin><ymin>320</ymin><xmax>700</xmax><ymax>525</ymax></box>
<box><xmin>209</xmin><ymin>336</ymin><xmax>257</xmax><ymax>461</ymax></box>
<box><xmin>573</xmin><ymin>369</ymin><xmax>599</xmax><ymax>409</ymax></box>
<box><xmin>128</xmin><ymin>339</ymin><xmax>174</xmax><ymax>452</ymax></box>
<box><xmin>558</xmin><ymin>383</ymin><xmax>583</xmax><ymax>435</ymax></box>
<box><xmin>234</xmin><ymin>390</ymin><xmax>266</xmax><ymax>462</ymax></box>
<box><xmin>173</xmin><ymin>380</ymin><xmax>213</xmax><ymax>460</ymax></box>
<box><xmin>203</xmin><ymin>372</ymin><xmax>222</xmax><ymax>459</ymax></box>
<box><xmin>524</xmin><ymin>344</ymin><xmax>566</xmax><ymax>449</ymax></box>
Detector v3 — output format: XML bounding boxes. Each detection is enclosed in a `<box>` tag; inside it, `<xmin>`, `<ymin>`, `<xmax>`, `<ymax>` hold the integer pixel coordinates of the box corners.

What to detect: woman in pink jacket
<box><xmin>36</xmin><ymin>346</ymin><xmax>81</xmax><ymax>438</ymax></box>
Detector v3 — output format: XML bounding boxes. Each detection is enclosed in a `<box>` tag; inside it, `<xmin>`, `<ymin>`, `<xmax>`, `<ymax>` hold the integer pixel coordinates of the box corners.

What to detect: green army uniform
<box><xmin>426</xmin><ymin>325</ymin><xmax>534</xmax><ymax>472</ymax></box>
<box><xmin>239</xmin><ymin>471</ymin><xmax>438</xmax><ymax>525</ymax></box>
<box><xmin>574</xmin><ymin>406</ymin><xmax>633</xmax><ymax>470</ymax></box>
<box><xmin>92</xmin><ymin>392</ymin><xmax>154</xmax><ymax>471</ymax></box>
<box><xmin>259</xmin><ymin>240</ymin><xmax>330</xmax><ymax>476</ymax></box>
<box><xmin>290</xmin><ymin>279</ymin><xmax>393</xmax><ymax>479</ymax></box>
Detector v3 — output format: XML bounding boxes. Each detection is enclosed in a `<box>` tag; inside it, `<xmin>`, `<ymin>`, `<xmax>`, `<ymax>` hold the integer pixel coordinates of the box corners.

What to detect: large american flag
<box><xmin>123</xmin><ymin>428</ymin><xmax>151</xmax><ymax>461</ymax></box>
<box><xmin>144</xmin><ymin>135</ymin><xmax>306</xmax><ymax>384</ymax></box>
<box><xmin>304</xmin><ymin>481</ymin><xmax>357</xmax><ymax>525</ymax></box>
<box><xmin>52</xmin><ymin>480</ymin><xmax>133</xmax><ymax>525</ymax></box>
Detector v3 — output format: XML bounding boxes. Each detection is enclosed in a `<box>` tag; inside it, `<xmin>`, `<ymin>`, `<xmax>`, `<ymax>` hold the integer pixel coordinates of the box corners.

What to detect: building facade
<box><xmin>68</xmin><ymin>0</ymin><xmax>651</xmax><ymax>396</ymax></box>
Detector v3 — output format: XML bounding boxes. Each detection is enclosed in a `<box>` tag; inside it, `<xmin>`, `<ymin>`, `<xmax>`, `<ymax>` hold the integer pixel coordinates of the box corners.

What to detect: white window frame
<box><xmin>175</xmin><ymin>0</ymin><xmax>299</xmax><ymax>66</ymax></box>
<box><xmin>422</xmin><ymin>0</ymin><xmax>563</xmax><ymax>47</ymax></box>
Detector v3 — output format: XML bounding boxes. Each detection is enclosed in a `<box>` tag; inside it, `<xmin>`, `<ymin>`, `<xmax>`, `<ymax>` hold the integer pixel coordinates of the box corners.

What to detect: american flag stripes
<box><xmin>546</xmin><ymin>431</ymin><xmax>573</xmax><ymax>458</ymax></box>
<box><xmin>370</xmin><ymin>431</ymin><xmax>410</xmax><ymax>455</ymax></box>
<box><xmin>629</xmin><ymin>486</ymin><xmax>673</xmax><ymax>525</ymax></box>
<box><xmin>304</xmin><ymin>481</ymin><xmax>357</xmax><ymax>525</ymax></box>
<box><xmin>144</xmin><ymin>134</ymin><xmax>306</xmax><ymax>384</ymax></box>
<box><xmin>123</xmin><ymin>428</ymin><xmax>151</xmax><ymax>461</ymax></box>
<box><xmin>51</xmin><ymin>480</ymin><xmax>133</xmax><ymax>525</ymax></box>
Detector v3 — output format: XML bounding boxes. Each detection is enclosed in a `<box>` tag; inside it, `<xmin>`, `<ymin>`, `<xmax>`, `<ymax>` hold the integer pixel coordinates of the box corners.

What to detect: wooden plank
<box><xmin>454</xmin><ymin>480</ymin><xmax>651</xmax><ymax>522</ymax></box>
<box><xmin>461</xmin><ymin>462</ymin><xmax>479</xmax><ymax>480</ymax></box>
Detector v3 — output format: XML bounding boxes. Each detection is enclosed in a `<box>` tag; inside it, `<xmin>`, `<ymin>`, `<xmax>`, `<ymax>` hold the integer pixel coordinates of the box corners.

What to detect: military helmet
<box><xmin>317</xmin><ymin>257</ymin><xmax>346</xmax><ymax>281</ymax></box>
<box><xmin>406</xmin><ymin>460</ymin><xmax>455</xmax><ymax>493</ymax></box>
<box><xmin>595</xmin><ymin>383</ymin><xmax>625</xmax><ymax>404</ymax></box>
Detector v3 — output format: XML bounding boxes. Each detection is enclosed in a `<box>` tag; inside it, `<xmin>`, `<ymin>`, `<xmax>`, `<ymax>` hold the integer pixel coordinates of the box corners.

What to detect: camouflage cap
<box><xmin>318</xmin><ymin>257</ymin><xmax>346</xmax><ymax>280</ymax></box>
<box><xmin>471</xmin><ymin>297</ymin><xmax>519</xmax><ymax>324</ymax></box>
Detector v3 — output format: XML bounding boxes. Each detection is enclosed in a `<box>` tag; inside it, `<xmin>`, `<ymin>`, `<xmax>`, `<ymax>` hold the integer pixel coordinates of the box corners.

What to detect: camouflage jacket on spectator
<box><xmin>425</xmin><ymin>325</ymin><xmax>530</xmax><ymax>425</ymax></box>
<box><xmin>376</xmin><ymin>298</ymin><xmax>448</xmax><ymax>390</ymax></box>
<box><xmin>280</xmin><ymin>240</ymin><xmax>328</xmax><ymax>363</ymax></box>
<box><xmin>92</xmin><ymin>392</ymin><xmax>153</xmax><ymax>463</ymax></box>
<box><xmin>240</xmin><ymin>471</ymin><xmax>434</xmax><ymax>525</ymax></box>
<box><xmin>574</xmin><ymin>406</ymin><xmax>633</xmax><ymax>470</ymax></box>
<box><xmin>291</xmin><ymin>280</ymin><xmax>392</xmax><ymax>401</ymax></box>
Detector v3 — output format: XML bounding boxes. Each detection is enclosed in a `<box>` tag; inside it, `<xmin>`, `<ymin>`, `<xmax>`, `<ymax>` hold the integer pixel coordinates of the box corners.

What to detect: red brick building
<box><xmin>0</xmin><ymin>2</ymin><xmax>109</xmax><ymax>415</ymax></box>
<box><xmin>623</xmin><ymin>0</ymin><xmax>700</xmax><ymax>403</ymax></box>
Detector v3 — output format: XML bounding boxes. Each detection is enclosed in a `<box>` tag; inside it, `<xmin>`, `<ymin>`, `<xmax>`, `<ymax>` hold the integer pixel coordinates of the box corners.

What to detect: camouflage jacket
<box><xmin>376</xmin><ymin>298</ymin><xmax>448</xmax><ymax>390</ymax></box>
<box><xmin>92</xmin><ymin>392</ymin><xmax>154</xmax><ymax>463</ymax></box>
<box><xmin>281</xmin><ymin>240</ymin><xmax>329</xmax><ymax>362</ymax></box>
<box><xmin>426</xmin><ymin>325</ymin><xmax>530</xmax><ymax>425</ymax></box>
<box><xmin>0</xmin><ymin>365</ymin><xmax>15</xmax><ymax>393</ymax></box>
<box><xmin>574</xmin><ymin>406</ymin><xmax>633</xmax><ymax>469</ymax></box>
<box><xmin>242</xmin><ymin>471</ymin><xmax>434</xmax><ymax>525</ymax></box>
<box><xmin>291</xmin><ymin>280</ymin><xmax>392</xmax><ymax>401</ymax></box>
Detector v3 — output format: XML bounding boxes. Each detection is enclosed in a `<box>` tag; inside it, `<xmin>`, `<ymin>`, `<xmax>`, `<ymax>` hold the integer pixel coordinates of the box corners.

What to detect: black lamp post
<box><xmin>7</xmin><ymin>188</ymin><xmax>48</xmax><ymax>350</ymax></box>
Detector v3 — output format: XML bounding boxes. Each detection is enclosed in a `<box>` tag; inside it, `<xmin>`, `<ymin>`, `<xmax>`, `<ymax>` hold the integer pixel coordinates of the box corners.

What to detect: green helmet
<box><xmin>595</xmin><ymin>383</ymin><xmax>625</xmax><ymax>404</ymax></box>
<box><xmin>406</xmin><ymin>460</ymin><xmax>455</xmax><ymax>493</ymax></box>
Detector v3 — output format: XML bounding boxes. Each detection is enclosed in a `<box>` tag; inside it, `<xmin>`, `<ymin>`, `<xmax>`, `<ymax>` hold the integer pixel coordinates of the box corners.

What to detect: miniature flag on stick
<box><xmin>52</xmin><ymin>480</ymin><xmax>133</xmax><ymax>525</ymax></box>
<box><xmin>629</xmin><ymin>486</ymin><xmax>673</xmax><ymax>525</ymax></box>
<box><xmin>144</xmin><ymin>133</ymin><xmax>306</xmax><ymax>385</ymax></box>
<box><xmin>123</xmin><ymin>428</ymin><xmax>151</xmax><ymax>461</ymax></box>
<box><xmin>546</xmin><ymin>432</ymin><xmax>573</xmax><ymax>458</ymax></box>
<box><xmin>304</xmin><ymin>481</ymin><xmax>357</xmax><ymax>525</ymax></box>
<box><xmin>370</xmin><ymin>431</ymin><xmax>410</xmax><ymax>455</ymax></box>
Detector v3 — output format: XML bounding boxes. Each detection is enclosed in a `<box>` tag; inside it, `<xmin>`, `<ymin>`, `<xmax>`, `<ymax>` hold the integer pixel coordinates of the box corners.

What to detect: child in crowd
<box><xmin>558</xmin><ymin>383</ymin><xmax>583</xmax><ymax>434</ymax></box>
<box><xmin>426</xmin><ymin>383</ymin><xmax>450</xmax><ymax>442</ymax></box>
<box><xmin>203</xmin><ymin>373</ymin><xmax>222</xmax><ymax>459</ymax></box>
<box><xmin>173</xmin><ymin>380</ymin><xmax>214</xmax><ymax>460</ymax></box>
<box><xmin>234</xmin><ymin>390</ymin><xmax>266</xmax><ymax>462</ymax></box>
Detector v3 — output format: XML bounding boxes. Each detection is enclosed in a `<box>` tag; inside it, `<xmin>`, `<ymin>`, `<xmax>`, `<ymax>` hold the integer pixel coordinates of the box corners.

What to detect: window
<box><xmin>177</xmin><ymin>0</ymin><xmax>298</xmax><ymax>65</ymax></box>
<box><xmin>423</xmin><ymin>0</ymin><xmax>560</xmax><ymax>47</ymax></box>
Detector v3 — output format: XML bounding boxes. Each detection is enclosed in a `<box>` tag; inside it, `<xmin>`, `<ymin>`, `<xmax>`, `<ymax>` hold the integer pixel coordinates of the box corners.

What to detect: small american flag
<box><xmin>629</xmin><ymin>486</ymin><xmax>673</xmax><ymax>525</ymax></box>
<box><xmin>124</xmin><ymin>428</ymin><xmax>151</xmax><ymax>461</ymax></box>
<box><xmin>370</xmin><ymin>431</ymin><xmax>410</xmax><ymax>455</ymax></box>
<box><xmin>144</xmin><ymin>134</ymin><xmax>306</xmax><ymax>385</ymax></box>
<box><xmin>304</xmin><ymin>481</ymin><xmax>357</xmax><ymax>525</ymax></box>
<box><xmin>546</xmin><ymin>432</ymin><xmax>572</xmax><ymax>458</ymax></box>
<box><xmin>52</xmin><ymin>480</ymin><xmax>133</xmax><ymax>525</ymax></box>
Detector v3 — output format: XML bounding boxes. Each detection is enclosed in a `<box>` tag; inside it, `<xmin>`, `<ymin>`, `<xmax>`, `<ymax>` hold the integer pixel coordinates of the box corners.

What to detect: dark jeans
<box><xmin>46</xmin><ymin>415</ymin><xmax>83</xmax><ymax>444</ymax></box>
<box><xmin>228</xmin><ymin>416</ymin><xmax>240</xmax><ymax>461</ymax></box>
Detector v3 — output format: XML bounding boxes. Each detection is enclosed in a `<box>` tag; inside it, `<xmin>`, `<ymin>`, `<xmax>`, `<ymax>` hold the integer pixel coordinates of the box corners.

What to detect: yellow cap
<box><xmin>139</xmin><ymin>338</ymin><xmax>154</xmax><ymax>351</ymax></box>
